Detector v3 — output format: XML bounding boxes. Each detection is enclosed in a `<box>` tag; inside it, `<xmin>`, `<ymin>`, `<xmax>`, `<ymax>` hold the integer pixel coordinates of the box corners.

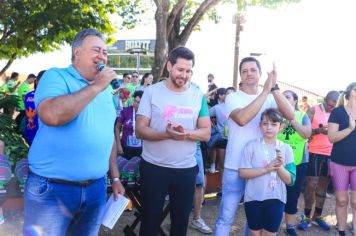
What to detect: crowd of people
<box><xmin>0</xmin><ymin>28</ymin><xmax>355</xmax><ymax>236</ymax></box>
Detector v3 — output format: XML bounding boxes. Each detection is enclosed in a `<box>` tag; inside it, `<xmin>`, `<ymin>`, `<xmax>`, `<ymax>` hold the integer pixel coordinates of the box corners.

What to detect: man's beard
<box><xmin>171</xmin><ymin>77</ymin><xmax>186</xmax><ymax>88</ymax></box>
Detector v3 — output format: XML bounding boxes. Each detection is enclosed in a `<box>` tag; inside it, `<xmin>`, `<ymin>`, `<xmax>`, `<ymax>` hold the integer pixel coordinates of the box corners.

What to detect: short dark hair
<box><xmin>10</xmin><ymin>72</ymin><xmax>19</xmax><ymax>80</ymax></box>
<box><xmin>239</xmin><ymin>57</ymin><xmax>261</xmax><ymax>75</ymax></box>
<box><xmin>217</xmin><ymin>88</ymin><xmax>226</xmax><ymax>95</ymax></box>
<box><xmin>27</xmin><ymin>73</ymin><xmax>36</xmax><ymax>79</ymax></box>
<box><xmin>260</xmin><ymin>108</ymin><xmax>283</xmax><ymax>123</ymax></box>
<box><xmin>168</xmin><ymin>47</ymin><xmax>195</xmax><ymax>66</ymax></box>
<box><xmin>123</xmin><ymin>73</ymin><xmax>131</xmax><ymax>79</ymax></box>
<box><xmin>71</xmin><ymin>28</ymin><xmax>103</xmax><ymax>61</ymax></box>
<box><xmin>133</xmin><ymin>90</ymin><xmax>144</xmax><ymax>99</ymax></box>
<box><xmin>325</xmin><ymin>90</ymin><xmax>340</xmax><ymax>102</ymax></box>
<box><xmin>225</xmin><ymin>87</ymin><xmax>236</xmax><ymax>94</ymax></box>
<box><xmin>34</xmin><ymin>70</ymin><xmax>46</xmax><ymax>90</ymax></box>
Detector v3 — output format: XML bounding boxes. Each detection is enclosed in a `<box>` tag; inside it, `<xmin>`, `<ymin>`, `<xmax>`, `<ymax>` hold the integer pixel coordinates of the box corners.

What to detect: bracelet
<box><xmin>271</xmin><ymin>84</ymin><xmax>280</xmax><ymax>92</ymax></box>
<box><xmin>112</xmin><ymin>177</ymin><xmax>120</xmax><ymax>182</ymax></box>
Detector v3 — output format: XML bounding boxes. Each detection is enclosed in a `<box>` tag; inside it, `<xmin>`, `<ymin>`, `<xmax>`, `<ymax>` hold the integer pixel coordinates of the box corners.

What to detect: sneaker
<box><xmin>191</xmin><ymin>218</ymin><xmax>212</xmax><ymax>234</ymax></box>
<box><xmin>209</xmin><ymin>164</ymin><xmax>216</xmax><ymax>173</ymax></box>
<box><xmin>239</xmin><ymin>196</ymin><xmax>244</xmax><ymax>205</ymax></box>
<box><xmin>298</xmin><ymin>217</ymin><xmax>311</xmax><ymax>231</ymax></box>
<box><xmin>312</xmin><ymin>216</ymin><xmax>330</xmax><ymax>231</ymax></box>
<box><xmin>285</xmin><ymin>227</ymin><xmax>298</xmax><ymax>236</ymax></box>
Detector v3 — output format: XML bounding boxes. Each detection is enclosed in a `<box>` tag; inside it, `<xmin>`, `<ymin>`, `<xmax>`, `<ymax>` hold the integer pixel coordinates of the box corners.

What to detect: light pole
<box><xmin>127</xmin><ymin>48</ymin><xmax>147</xmax><ymax>74</ymax></box>
<box><xmin>232</xmin><ymin>11</ymin><xmax>245</xmax><ymax>89</ymax></box>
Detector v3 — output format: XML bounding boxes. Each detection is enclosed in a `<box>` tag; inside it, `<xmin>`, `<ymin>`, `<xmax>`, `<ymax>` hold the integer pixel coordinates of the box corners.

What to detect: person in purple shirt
<box><xmin>115</xmin><ymin>90</ymin><xmax>144</xmax><ymax>159</ymax></box>
<box><xmin>23</xmin><ymin>70</ymin><xmax>46</xmax><ymax>145</ymax></box>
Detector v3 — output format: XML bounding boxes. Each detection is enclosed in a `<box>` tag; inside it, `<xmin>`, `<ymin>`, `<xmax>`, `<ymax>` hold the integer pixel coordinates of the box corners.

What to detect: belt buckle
<box><xmin>79</xmin><ymin>179</ymin><xmax>94</xmax><ymax>186</ymax></box>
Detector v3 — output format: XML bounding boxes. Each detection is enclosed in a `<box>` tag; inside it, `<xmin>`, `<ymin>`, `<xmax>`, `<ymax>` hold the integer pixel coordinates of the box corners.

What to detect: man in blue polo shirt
<box><xmin>23</xmin><ymin>29</ymin><xmax>125</xmax><ymax>236</ymax></box>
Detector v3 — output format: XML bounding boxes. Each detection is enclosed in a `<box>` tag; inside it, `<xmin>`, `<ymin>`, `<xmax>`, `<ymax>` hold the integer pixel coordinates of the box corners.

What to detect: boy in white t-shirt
<box><xmin>239</xmin><ymin>108</ymin><xmax>296</xmax><ymax>236</ymax></box>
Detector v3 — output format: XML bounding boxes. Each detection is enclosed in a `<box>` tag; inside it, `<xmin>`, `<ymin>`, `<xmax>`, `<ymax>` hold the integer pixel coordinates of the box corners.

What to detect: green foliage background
<box><xmin>0</xmin><ymin>93</ymin><xmax>29</xmax><ymax>168</ymax></box>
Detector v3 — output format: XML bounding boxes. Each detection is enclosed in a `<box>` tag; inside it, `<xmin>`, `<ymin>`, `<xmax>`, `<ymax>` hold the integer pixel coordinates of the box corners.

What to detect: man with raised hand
<box><xmin>214</xmin><ymin>57</ymin><xmax>294</xmax><ymax>235</ymax></box>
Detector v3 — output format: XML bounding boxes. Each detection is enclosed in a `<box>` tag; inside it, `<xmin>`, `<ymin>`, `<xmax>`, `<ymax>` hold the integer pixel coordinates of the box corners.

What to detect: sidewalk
<box><xmin>0</xmin><ymin>193</ymin><xmax>354</xmax><ymax>235</ymax></box>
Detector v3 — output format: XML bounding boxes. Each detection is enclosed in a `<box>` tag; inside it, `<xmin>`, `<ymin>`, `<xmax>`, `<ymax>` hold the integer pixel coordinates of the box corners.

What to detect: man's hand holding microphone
<box><xmin>94</xmin><ymin>62</ymin><xmax>120</xmax><ymax>91</ymax></box>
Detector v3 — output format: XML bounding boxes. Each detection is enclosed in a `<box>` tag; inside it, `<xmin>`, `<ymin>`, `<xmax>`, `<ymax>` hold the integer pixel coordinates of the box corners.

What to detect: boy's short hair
<box><xmin>260</xmin><ymin>108</ymin><xmax>283</xmax><ymax>123</ymax></box>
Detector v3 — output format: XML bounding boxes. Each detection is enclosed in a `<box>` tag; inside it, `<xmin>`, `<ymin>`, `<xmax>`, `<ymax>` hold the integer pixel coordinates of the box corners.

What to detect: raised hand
<box><xmin>263</xmin><ymin>63</ymin><xmax>277</xmax><ymax>93</ymax></box>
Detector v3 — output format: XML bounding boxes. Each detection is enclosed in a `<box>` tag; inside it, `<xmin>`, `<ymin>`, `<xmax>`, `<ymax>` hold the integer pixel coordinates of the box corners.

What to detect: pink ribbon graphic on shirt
<box><xmin>163</xmin><ymin>105</ymin><xmax>177</xmax><ymax>120</ymax></box>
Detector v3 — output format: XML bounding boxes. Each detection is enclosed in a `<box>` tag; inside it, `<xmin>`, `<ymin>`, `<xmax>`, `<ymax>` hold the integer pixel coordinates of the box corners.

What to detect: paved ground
<box><xmin>0</xmin><ymin>192</ymin><xmax>354</xmax><ymax>235</ymax></box>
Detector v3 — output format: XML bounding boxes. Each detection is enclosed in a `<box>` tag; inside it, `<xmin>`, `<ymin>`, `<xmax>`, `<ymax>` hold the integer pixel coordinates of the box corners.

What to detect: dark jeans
<box><xmin>139</xmin><ymin>159</ymin><xmax>198</xmax><ymax>236</ymax></box>
<box><xmin>15</xmin><ymin>110</ymin><xmax>26</xmax><ymax>128</ymax></box>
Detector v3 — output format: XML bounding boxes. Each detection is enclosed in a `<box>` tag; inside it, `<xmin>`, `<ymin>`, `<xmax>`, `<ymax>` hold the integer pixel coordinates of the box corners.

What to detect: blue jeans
<box><xmin>195</xmin><ymin>145</ymin><xmax>205</xmax><ymax>187</ymax></box>
<box><xmin>23</xmin><ymin>172</ymin><xmax>106</xmax><ymax>236</ymax></box>
<box><xmin>214</xmin><ymin>168</ymin><xmax>249</xmax><ymax>236</ymax></box>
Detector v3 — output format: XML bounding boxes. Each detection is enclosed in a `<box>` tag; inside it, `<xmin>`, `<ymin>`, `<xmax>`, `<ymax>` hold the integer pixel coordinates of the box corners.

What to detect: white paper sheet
<box><xmin>102</xmin><ymin>194</ymin><xmax>129</xmax><ymax>229</ymax></box>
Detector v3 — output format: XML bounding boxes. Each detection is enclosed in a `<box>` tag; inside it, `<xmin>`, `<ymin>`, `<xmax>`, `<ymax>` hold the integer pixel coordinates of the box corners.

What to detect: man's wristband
<box><xmin>112</xmin><ymin>177</ymin><xmax>120</xmax><ymax>182</ymax></box>
<box><xmin>271</xmin><ymin>84</ymin><xmax>280</xmax><ymax>92</ymax></box>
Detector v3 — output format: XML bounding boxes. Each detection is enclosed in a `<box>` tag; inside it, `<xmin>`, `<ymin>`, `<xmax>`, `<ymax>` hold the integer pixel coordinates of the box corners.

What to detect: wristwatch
<box><xmin>112</xmin><ymin>177</ymin><xmax>120</xmax><ymax>182</ymax></box>
<box><xmin>271</xmin><ymin>84</ymin><xmax>280</xmax><ymax>92</ymax></box>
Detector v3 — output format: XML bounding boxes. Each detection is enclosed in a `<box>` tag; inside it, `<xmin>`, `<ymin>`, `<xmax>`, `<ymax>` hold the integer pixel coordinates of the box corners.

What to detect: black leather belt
<box><xmin>29</xmin><ymin>170</ymin><xmax>96</xmax><ymax>187</ymax></box>
<box><xmin>49</xmin><ymin>178</ymin><xmax>96</xmax><ymax>186</ymax></box>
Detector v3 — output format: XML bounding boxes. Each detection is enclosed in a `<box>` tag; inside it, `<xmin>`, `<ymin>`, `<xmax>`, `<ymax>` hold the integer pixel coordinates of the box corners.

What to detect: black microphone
<box><xmin>96</xmin><ymin>62</ymin><xmax>120</xmax><ymax>89</ymax></box>
<box><xmin>96</xmin><ymin>61</ymin><xmax>105</xmax><ymax>72</ymax></box>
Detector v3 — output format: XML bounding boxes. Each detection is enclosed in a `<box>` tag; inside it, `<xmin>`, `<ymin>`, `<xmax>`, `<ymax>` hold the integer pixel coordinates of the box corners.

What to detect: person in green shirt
<box><xmin>127</xmin><ymin>72</ymin><xmax>141</xmax><ymax>93</ymax></box>
<box><xmin>126</xmin><ymin>72</ymin><xmax>141</xmax><ymax>104</ymax></box>
<box><xmin>278</xmin><ymin>90</ymin><xmax>312</xmax><ymax>236</ymax></box>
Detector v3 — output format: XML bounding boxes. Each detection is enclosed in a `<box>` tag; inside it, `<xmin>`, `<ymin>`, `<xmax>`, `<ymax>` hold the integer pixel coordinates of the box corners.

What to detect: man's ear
<box><xmin>167</xmin><ymin>61</ymin><xmax>172</xmax><ymax>73</ymax></box>
<box><xmin>73</xmin><ymin>48</ymin><xmax>80</xmax><ymax>59</ymax></box>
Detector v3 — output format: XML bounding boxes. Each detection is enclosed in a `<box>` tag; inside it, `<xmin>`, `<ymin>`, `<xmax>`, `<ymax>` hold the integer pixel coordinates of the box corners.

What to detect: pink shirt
<box><xmin>309</xmin><ymin>104</ymin><xmax>333</xmax><ymax>156</ymax></box>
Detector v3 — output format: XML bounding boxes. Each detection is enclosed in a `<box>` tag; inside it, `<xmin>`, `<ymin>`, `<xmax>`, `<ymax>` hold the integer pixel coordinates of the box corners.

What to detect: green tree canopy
<box><xmin>0</xmin><ymin>0</ymin><xmax>140</xmax><ymax>75</ymax></box>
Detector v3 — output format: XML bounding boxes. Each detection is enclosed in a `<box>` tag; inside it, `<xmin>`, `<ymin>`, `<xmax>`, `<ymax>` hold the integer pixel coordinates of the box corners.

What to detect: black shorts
<box><xmin>214</xmin><ymin>138</ymin><xmax>227</xmax><ymax>149</ymax></box>
<box><xmin>245</xmin><ymin>199</ymin><xmax>285</xmax><ymax>233</ymax></box>
<box><xmin>306</xmin><ymin>153</ymin><xmax>330</xmax><ymax>177</ymax></box>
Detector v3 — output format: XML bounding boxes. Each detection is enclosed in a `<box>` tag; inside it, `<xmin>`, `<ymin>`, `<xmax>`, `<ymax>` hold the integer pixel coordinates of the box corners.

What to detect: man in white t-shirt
<box><xmin>214</xmin><ymin>57</ymin><xmax>294</xmax><ymax>235</ymax></box>
<box><xmin>136</xmin><ymin>47</ymin><xmax>211</xmax><ymax>236</ymax></box>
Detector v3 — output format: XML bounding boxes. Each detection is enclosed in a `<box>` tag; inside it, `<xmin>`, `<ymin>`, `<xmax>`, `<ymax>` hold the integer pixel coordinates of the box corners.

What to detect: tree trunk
<box><xmin>152</xmin><ymin>0</ymin><xmax>222</xmax><ymax>81</ymax></box>
<box><xmin>232</xmin><ymin>12</ymin><xmax>243</xmax><ymax>89</ymax></box>
<box><xmin>0</xmin><ymin>53</ymin><xmax>17</xmax><ymax>76</ymax></box>
<box><xmin>152</xmin><ymin>0</ymin><xmax>170</xmax><ymax>83</ymax></box>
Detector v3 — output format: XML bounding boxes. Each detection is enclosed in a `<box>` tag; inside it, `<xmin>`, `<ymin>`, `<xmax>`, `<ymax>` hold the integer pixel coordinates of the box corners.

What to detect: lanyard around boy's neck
<box><xmin>261</xmin><ymin>138</ymin><xmax>281</xmax><ymax>191</ymax></box>
<box><xmin>260</xmin><ymin>137</ymin><xmax>281</xmax><ymax>161</ymax></box>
